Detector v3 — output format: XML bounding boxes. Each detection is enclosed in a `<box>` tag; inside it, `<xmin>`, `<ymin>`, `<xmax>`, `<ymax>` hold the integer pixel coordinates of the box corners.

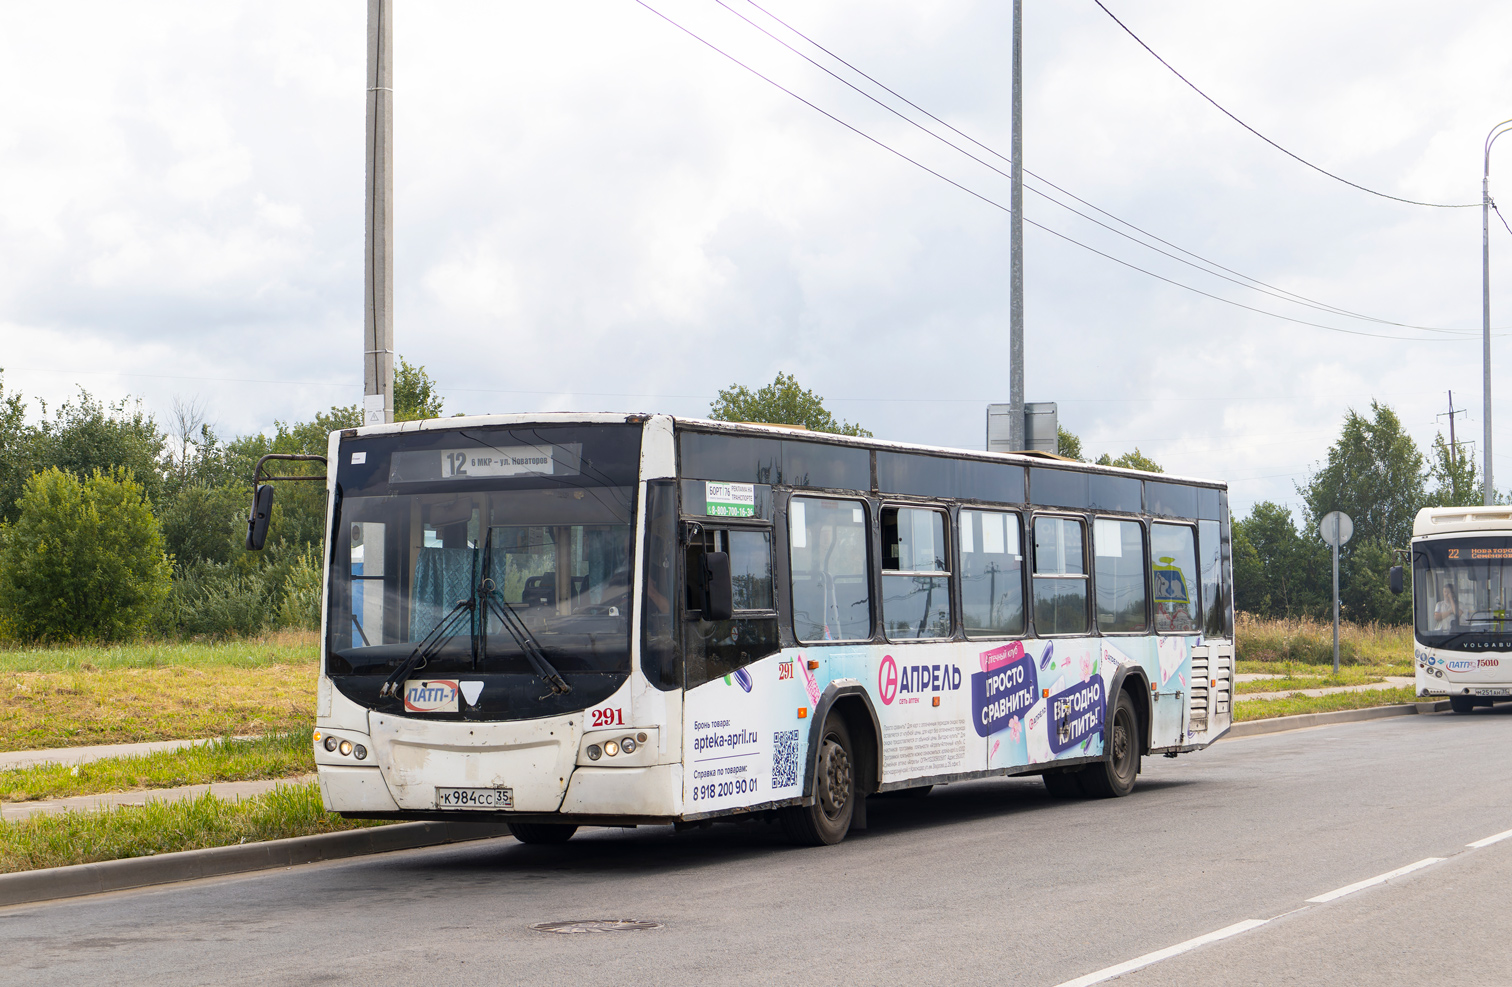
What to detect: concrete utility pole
<box><xmin>1483</xmin><ymin>119</ymin><xmax>1512</xmax><ymax>504</ymax></box>
<box><xmin>364</xmin><ymin>0</ymin><xmax>395</xmax><ymax>426</ymax></box>
<box><xmin>1008</xmin><ymin>0</ymin><xmax>1025</xmax><ymax>450</ymax></box>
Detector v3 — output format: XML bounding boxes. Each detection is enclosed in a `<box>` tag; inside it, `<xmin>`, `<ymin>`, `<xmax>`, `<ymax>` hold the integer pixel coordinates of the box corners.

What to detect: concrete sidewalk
<box><xmin>0</xmin><ymin>736</ymin><xmax>260</xmax><ymax>771</ymax></box>
<box><xmin>1</xmin><ymin>774</ymin><xmax>317</xmax><ymax>822</ymax></box>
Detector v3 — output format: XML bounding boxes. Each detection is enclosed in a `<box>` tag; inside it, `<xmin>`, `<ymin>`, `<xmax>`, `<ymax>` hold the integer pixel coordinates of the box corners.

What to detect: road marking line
<box><xmin>1051</xmin><ymin>919</ymin><xmax>1269</xmax><ymax>987</ymax></box>
<box><xmin>1468</xmin><ymin>828</ymin><xmax>1512</xmax><ymax>848</ymax></box>
<box><xmin>1306</xmin><ymin>857</ymin><xmax>1444</xmax><ymax>903</ymax></box>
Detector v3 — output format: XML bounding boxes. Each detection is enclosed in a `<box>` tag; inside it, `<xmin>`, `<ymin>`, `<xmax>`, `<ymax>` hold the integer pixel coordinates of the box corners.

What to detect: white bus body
<box><xmin>308</xmin><ymin>414</ymin><xmax>1235</xmax><ymax>844</ymax></box>
<box><xmin>1411</xmin><ymin>506</ymin><xmax>1512</xmax><ymax>713</ymax></box>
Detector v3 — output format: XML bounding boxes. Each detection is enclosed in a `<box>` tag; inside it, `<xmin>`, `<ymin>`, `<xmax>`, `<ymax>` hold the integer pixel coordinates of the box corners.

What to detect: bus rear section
<box><xmin>1410</xmin><ymin>507</ymin><xmax>1512</xmax><ymax>713</ymax></box>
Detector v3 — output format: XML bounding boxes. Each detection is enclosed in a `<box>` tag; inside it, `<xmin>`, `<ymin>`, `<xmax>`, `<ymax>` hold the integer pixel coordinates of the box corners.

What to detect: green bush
<box><xmin>0</xmin><ymin>468</ymin><xmax>172</xmax><ymax>641</ymax></box>
<box><xmin>278</xmin><ymin>548</ymin><xmax>323</xmax><ymax>631</ymax></box>
<box><xmin>162</xmin><ymin>561</ymin><xmax>274</xmax><ymax>639</ymax></box>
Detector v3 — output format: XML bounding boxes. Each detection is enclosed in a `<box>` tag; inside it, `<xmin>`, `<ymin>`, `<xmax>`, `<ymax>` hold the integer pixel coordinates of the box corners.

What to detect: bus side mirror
<box><xmin>700</xmin><ymin>552</ymin><xmax>733</xmax><ymax>621</ymax></box>
<box><xmin>1389</xmin><ymin>565</ymin><xmax>1404</xmax><ymax>595</ymax></box>
<box><xmin>246</xmin><ymin>485</ymin><xmax>275</xmax><ymax>551</ymax></box>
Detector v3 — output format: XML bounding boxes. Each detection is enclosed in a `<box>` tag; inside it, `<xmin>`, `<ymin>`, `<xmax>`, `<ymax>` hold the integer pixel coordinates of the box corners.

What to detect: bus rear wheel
<box><xmin>508</xmin><ymin>822</ymin><xmax>578</xmax><ymax>844</ymax></box>
<box><xmin>1078</xmin><ymin>691</ymin><xmax>1141</xmax><ymax>799</ymax></box>
<box><xmin>781</xmin><ymin>715</ymin><xmax>855</xmax><ymax>846</ymax></box>
<box><xmin>1450</xmin><ymin>695</ymin><xmax>1476</xmax><ymax>714</ymax></box>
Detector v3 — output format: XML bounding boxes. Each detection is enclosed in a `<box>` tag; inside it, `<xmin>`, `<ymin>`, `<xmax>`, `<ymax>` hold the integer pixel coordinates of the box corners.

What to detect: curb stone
<box><xmin>0</xmin><ymin>820</ymin><xmax>514</xmax><ymax>908</ymax></box>
<box><xmin>1225</xmin><ymin>701</ymin><xmax>1450</xmax><ymax>740</ymax></box>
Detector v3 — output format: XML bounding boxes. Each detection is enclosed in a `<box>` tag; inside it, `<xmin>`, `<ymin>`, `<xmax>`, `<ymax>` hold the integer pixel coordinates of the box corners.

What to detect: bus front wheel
<box><xmin>781</xmin><ymin>715</ymin><xmax>855</xmax><ymax>846</ymax></box>
<box><xmin>508</xmin><ymin>822</ymin><xmax>578</xmax><ymax>844</ymax></box>
<box><xmin>1078</xmin><ymin>690</ymin><xmax>1141</xmax><ymax>799</ymax></box>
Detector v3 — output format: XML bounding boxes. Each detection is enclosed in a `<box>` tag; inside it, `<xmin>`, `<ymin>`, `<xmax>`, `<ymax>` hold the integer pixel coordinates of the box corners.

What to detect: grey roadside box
<box><xmin>987</xmin><ymin>402</ymin><xmax>1057</xmax><ymax>453</ymax></box>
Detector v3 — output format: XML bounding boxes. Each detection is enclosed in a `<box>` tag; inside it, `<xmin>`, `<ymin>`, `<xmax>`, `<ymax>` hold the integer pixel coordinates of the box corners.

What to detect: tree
<box><xmin>1300</xmin><ymin>401</ymin><xmax>1423</xmax><ymax>551</ymax></box>
<box><xmin>1426</xmin><ymin>432</ymin><xmax>1480</xmax><ymax>507</ymax></box>
<box><xmin>1095</xmin><ymin>448</ymin><xmax>1163</xmax><ymax>473</ymax></box>
<box><xmin>394</xmin><ymin>356</ymin><xmax>447</xmax><ymax>421</ymax></box>
<box><xmin>709</xmin><ymin>373</ymin><xmax>871</xmax><ymax>436</ymax></box>
<box><xmin>1057</xmin><ymin>426</ymin><xmax>1084</xmax><ymax>461</ymax></box>
<box><xmin>0</xmin><ymin>468</ymin><xmax>172</xmax><ymax>641</ymax></box>
<box><xmin>1232</xmin><ymin>501</ymin><xmax>1327</xmax><ymax>618</ymax></box>
<box><xmin>0</xmin><ymin>371</ymin><xmax>30</xmax><ymax>524</ymax></box>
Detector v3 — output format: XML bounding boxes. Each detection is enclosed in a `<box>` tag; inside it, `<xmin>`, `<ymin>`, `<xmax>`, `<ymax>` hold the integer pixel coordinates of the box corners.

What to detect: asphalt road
<box><xmin>6</xmin><ymin>708</ymin><xmax>1512</xmax><ymax>987</ymax></box>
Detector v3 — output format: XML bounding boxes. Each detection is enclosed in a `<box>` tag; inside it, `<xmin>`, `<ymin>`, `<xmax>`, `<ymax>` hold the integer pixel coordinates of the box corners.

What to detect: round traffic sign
<box><xmin>1319</xmin><ymin>511</ymin><xmax>1353</xmax><ymax>547</ymax></box>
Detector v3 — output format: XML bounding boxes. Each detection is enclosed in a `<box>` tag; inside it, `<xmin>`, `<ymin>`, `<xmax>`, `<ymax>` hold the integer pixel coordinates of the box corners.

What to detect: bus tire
<box><xmin>1450</xmin><ymin>695</ymin><xmax>1475</xmax><ymax>714</ymax></box>
<box><xmin>1042</xmin><ymin>771</ymin><xmax>1083</xmax><ymax>798</ymax></box>
<box><xmin>781</xmin><ymin>714</ymin><xmax>855</xmax><ymax>846</ymax></box>
<box><xmin>507</xmin><ymin>822</ymin><xmax>578</xmax><ymax>844</ymax></box>
<box><xmin>1078</xmin><ymin>690</ymin><xmax>1141</xmax><ymax>799</ymax></box>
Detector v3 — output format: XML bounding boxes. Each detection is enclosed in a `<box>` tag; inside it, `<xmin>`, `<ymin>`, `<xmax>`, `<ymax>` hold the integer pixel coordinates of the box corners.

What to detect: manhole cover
<box><xmin>531</xmin><ymin>920</ymin><xmax>663</xmax><ymax>934</ymax></box>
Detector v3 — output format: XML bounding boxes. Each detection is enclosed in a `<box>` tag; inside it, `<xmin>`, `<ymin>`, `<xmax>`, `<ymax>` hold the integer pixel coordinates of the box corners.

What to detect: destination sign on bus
<box><xmin>388</xmin><ymin>443</ymin><xmax>582</xmax><ymax>482</ymax></box>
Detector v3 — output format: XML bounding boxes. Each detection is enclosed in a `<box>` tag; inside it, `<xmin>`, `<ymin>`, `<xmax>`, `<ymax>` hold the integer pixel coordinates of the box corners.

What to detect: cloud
<box><xmin>1</xmin><ymin>0</ymin><xmax>1510</xmax><ymax>513</ymax></box>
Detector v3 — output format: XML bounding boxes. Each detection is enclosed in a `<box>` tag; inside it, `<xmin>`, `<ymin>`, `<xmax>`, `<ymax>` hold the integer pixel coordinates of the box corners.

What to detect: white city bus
<box><xmin>252</xmin><ymin>414</ymin><xmax>1235</xmax><ymax>846</ymax></box>
<box><xmin>1406</xmin><ymin>506</ymin><xmax>1512</xmax><ymax>713</ymax></box>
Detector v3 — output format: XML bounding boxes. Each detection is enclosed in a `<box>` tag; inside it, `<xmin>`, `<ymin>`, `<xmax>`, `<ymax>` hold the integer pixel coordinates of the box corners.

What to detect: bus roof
<box><xmin>1413</xmin><ymin>505</ymin><xmax>1512</xmax><ymax>538</ymax></box>
<box><xmin>340</xmin><ymin>411</ymin><xmax>1227</xmax><ymax>491</ymax></box>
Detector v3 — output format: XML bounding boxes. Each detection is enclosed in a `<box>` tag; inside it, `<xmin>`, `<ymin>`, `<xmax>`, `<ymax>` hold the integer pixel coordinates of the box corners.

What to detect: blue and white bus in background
<box><xmin>252</xmin><ymin>414</ymin><xmax>1235</xmax><ymax>846</ymax></box>
<box><xmin>1407</xmin><ymin>506</ymin><xmax>1512</xmax><ymax>713</ymax></box>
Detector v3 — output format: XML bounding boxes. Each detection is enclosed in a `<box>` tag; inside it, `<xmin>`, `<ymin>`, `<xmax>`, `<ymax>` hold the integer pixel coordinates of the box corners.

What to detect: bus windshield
<box><xmin>325</xmin><ymin>425</ymin><xmax>641</xmax><ymax>712</ymax></box>
<box><xmin>1414</xmin><ymin>537</ymin><xmax>1512</xmax><ymax>648</ymax></box>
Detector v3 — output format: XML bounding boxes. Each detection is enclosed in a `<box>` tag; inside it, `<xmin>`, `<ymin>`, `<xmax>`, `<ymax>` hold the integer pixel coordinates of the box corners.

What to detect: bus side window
<box><xmin>1151</xmin><ymin>523</ymin><xmax>1199</xmax><ymax>633</ymax></box>
<box><xmin>789</xmin><ymin>496</ymin><xmax>873</xmax><ymax>643</ymax></box>
<box><xmin>881</xmin><ymin>506</ymin><xmax>951</xmax><ymax>640</ymax></box>
<box><xmin>683</xmin><ymin>525</ymin><xmax>778</xmax><ymax>688</ymax></box>
<box><xmin>960</xmin><ymin>509</ymin><xmax>1025</xmax><ymax>637</ymax></box>
<box><xmin>1032</xmin><ymin>516</ymin><xmax>1089</xmax><ymax>635</ymax></box>
<box><xmin>1094</xmin><ymin>517</ymin><xmax>1147</xmax><ymax>633</ymax></box>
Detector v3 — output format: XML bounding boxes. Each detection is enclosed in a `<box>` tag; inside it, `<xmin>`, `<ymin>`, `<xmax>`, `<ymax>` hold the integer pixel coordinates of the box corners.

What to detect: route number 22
<box><xmin>591</xmin><ymin>707</ymin><xmax>625</xmax><ymax>728</ymax></box>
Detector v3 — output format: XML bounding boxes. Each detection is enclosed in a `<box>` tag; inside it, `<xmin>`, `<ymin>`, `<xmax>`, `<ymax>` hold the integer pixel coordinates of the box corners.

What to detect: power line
<box><xmin>726</xmin><ymin>0</ymin><xmax>1493</xmax><ymax>336</ymax></box>
<box><xmin>1090</xmin><ymin>0</ymin><xmax>1478</xmax><ymax>209</ymax></box>
<box><xmin>631</xmin><ymin>0</ymin><xmax>1479</xmax><ymax>342</ymax></box>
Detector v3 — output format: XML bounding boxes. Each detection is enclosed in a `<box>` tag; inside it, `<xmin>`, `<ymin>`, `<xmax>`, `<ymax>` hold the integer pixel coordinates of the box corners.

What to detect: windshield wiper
<box><xmin>378</xmin><ymin>597</ymin><xmax>475</xmax><ymax>700</ymax></box>
<box><xmin>479</xmin><ymin>528</ymin><xmax>571</xmax><ymax>696</ymax></box>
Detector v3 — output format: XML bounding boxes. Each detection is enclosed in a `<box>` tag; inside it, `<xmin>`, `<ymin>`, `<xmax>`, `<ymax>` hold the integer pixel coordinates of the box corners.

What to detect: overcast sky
<box><xmin>3</xmin><ymin>0</ymin><xmax>1511</xmax><ymax>519</ymax></box>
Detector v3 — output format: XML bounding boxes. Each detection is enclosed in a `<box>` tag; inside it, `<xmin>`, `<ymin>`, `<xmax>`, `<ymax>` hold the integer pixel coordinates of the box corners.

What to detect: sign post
<box><xmin>1319</xmin><ymin>511</ymin><xmax>1354</xmax><ymax>673</ymax></box>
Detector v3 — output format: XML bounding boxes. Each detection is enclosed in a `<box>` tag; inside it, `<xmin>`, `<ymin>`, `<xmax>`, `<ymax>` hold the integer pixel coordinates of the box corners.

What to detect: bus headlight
<box><xmin>353</xmin><ymin>744</ymin><xmax>368</xmax><ymax>760</ymax></box>
<box><xmin>620</xmin><ymin>737</ymin><xmax>636</xmax><ymax>754</ymax></box>
<box><xmin>325</xmin><ymin>737</ymin><xmax>338</xmax><ymax>752</ymax></box>
<box><xmin>604</xmin><ymin>740</ymin><xmax>620</xmax><ymax>757</ymax></box>
<box><xmin>339</xmin><ymin>740</ymin><xmax>354</xmax><ymax>757</ymax></box>
<box><xmin>587</xmin><ymin>744</ymin><xmax>602</xmax><ymax>760</ymax></box>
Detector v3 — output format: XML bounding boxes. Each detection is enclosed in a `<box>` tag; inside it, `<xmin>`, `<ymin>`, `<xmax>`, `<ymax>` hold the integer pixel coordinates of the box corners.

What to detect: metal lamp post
<box><xmin>1482</xmin><ymin>119</ymin><xmax>1512</xmax><ymax>505</ymax></box>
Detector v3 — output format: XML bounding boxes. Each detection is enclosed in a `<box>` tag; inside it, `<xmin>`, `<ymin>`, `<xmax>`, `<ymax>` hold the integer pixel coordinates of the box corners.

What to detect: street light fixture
<box><xmin>1482</xmin><ymin>118</ymin><xmax>1512</xmax><ymax>506</ymax></box>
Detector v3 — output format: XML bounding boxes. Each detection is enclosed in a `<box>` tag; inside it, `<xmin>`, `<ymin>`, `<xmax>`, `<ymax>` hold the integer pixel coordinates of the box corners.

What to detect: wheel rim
<box><xmin>1112</xmin><ymin>707</ymin><xmax>1134</xmax><ymax>781</ymax></box>
<box><xmin>818</xmin><ymin>736</ymin><xmax>852</xmax><ymax>820</ymax></box>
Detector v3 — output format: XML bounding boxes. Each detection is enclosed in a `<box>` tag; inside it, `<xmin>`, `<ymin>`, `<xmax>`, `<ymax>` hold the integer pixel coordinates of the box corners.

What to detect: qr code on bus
<box><xmin>771</xmin><ymin>729</ymin><xmax>801</xmax><ymax>789</ymax></box>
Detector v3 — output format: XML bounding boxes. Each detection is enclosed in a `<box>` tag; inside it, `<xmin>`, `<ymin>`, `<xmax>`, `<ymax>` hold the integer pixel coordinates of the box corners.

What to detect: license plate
<box><xmin>1474</xmin><ymin>689</ymin><xmax>1509</xmax><ymax>696</ymax></box>
<box><xmin>436</xmin><ymin>786</ymin><xmax>513</xmax><ymax>810</ymax></box>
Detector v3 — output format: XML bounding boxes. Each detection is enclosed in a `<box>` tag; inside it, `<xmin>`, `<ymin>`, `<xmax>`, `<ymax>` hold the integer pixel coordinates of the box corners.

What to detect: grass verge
<box><xmin>0</xmin><ymin>733</ymin><xmax>315</xmax><ymax>803</ymax></box>
<box><xmin>1233</xmin><ymin>686</ymin><xmax>1420</xmax><ymax>722</ymax></box>
<box><xmin>1236</xmin><ymin>613</ymin><xmax>1412</xmax><ymax>668</ymax></box>
<box><xmin>0</xmin><ymin>631</ymin><xmax>318</xmax><ymax>674</ymax></box>
<box><xmin>2</xmin><ymin>664</ymin><xmax>315</xmax><ymax>750</ymax></box>
<box><xmin>0</xmin><ymin>782</ymin><xmax>378</xmax><ymax>874</ymax></box>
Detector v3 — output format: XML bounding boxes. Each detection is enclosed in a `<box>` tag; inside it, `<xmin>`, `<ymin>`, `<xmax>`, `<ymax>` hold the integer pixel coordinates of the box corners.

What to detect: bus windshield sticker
<box><xmin>705</xmin><ymin>481</ymin><xmax>756</xmax><ymax>518</ymax></box>
<box><xmin>790</xmin><ymin>500</ymin><xmax>807</xmax><ymax>547</ymax></box>
<box><xmin>404</xmin><ymin>679</ymin><xmax>460</xmax><ymax>713</ymax></box>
